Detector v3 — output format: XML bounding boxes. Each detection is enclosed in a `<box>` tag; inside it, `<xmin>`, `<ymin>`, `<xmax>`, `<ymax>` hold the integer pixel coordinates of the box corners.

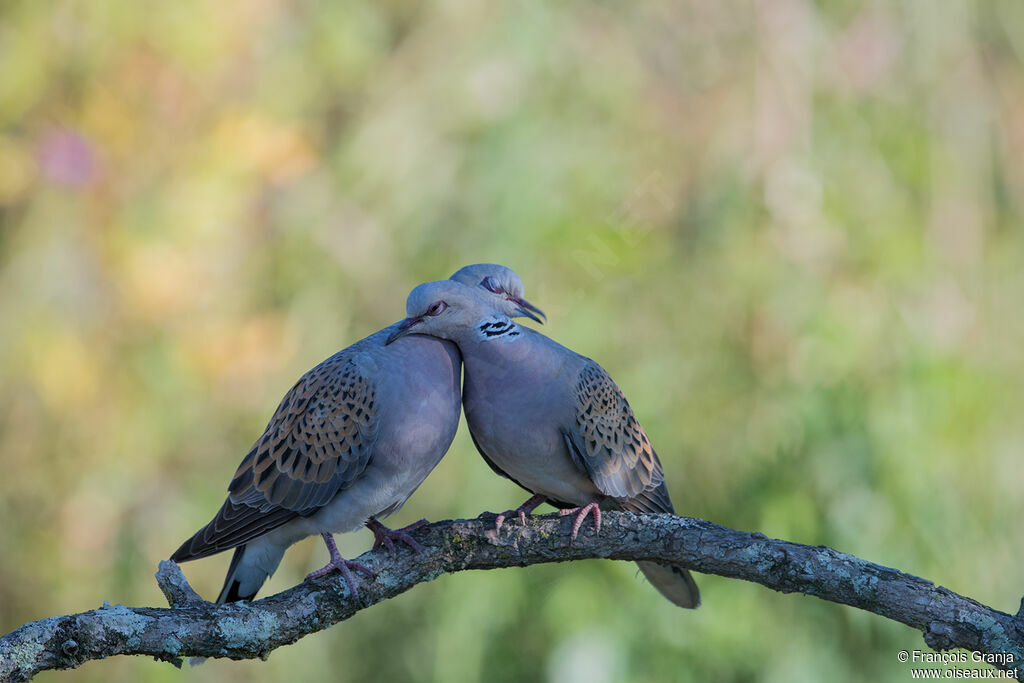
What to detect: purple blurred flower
<box><xmin>38</xmin><ymin>129</ymin><xmax>96</xmax><ymax>188</ymax></box>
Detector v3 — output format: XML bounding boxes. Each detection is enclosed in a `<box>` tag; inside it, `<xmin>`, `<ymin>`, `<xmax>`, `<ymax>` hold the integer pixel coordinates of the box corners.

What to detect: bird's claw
<box><xmin>558</xmin><ymin>501</ymin><xmax>602</xmax><ymax>542</ymax></box>
<box><xmin>494</xmin><ymin>509</ymin><xmax>527</xmax><ymax>534</ymax></box>
<box><xmin>305</xmin><ymin>557</ymin><xmax>376</xmax><ymax>602</ymax></box>
<box><xmin>306</xmin><ymin>558</ymin><xmax>376</xmax><ymax>581</ymax></box>
<box><xmin>493</xmin><ymin>494</ymin><xmax>547</xmax><ymax>533</ymax></box>
<box><xmin>367</xmin><ymin>518</ymin><xmax>427</xmax><ymax>557</ymax></box>
<box><xmin>306</xmin><ymin>532</ymin><xmax>377</xmax><ymax>602</ymax></box>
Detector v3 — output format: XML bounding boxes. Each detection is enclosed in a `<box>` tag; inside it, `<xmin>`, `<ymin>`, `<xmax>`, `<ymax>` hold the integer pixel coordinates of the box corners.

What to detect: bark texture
<box><xmin>2</xmin><ymin>512</ymin><xmax>1022</xmax><ymax>681</ymax></box>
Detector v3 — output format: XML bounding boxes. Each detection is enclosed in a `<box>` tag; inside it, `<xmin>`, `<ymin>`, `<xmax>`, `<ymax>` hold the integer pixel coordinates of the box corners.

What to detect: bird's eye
<box><xmin>480</xmin><ymin>276</ymin><xmax>504</xmax><ymax>294</ymax></box>
<box><xmin>427</xmin><ymin>301</ymin><xmax>447</xmax><ymax>316</ymax></box>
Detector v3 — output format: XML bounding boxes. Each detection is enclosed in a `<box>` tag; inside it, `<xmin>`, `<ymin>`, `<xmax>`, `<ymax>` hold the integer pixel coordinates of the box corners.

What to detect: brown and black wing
<box><xmin>172</xmin><ymin>353</ymin><xmax>380</xmax><ymax>562</ymax></box>
<box><xmin>562</xmin><ymin>362</ymin><xmax>664</xmax><ymax>501</ymax></box>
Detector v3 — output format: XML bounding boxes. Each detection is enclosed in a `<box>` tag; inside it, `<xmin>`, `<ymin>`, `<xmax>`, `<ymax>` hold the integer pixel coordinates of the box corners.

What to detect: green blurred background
<box><xmin>2</xmin><ymin>1</ymin><xmax>1023</xmax><ymax>681</ymax></box>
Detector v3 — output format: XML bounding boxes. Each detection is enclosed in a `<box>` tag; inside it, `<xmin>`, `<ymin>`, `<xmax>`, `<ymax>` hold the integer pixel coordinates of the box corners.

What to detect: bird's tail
<box><xmin>618</xmin><ymin>484</ymin><xmax>701</xmax><ymax>609</ymax></box>
<box><xmin>634</xmin><ymin>560</ymin><xmax>701</xmax><ymax>609</ymax></box>
<box><xmin>215</xmin><ymin>538</ymin><xmax>288</xmax><ymax>603</ymax></box>
<box><xmin>217</xmin><ymin>545</ymin><xmax>251</xmax><ymax>603</ymax></box>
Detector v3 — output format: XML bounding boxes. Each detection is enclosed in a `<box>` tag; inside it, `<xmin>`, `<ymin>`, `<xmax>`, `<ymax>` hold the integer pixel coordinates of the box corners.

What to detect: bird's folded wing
<box><xmin>170</xmin><ymin>499</ymin><xmax>301</xmax><ymax>562</ymax></box>
<box><xmin>172</xmin><ymin>353</ymin><xmax>380</xmax><ymax>562</ymax></box>
<box><xmin>563</xmin><ymin>362</ymin><xmax>665</xmax><ymax>500</ymax></box>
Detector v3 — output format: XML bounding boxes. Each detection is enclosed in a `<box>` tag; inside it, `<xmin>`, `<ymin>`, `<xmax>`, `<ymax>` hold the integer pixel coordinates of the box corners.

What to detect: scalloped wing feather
<box><xmin>565</xmin><ymin>362</ymin><xmax>664</xmax><ymax>500</ymax></box>
<box><xmin>171</xmin><ymin>352</ymin><xmax>381</xmax><ymax>562</ymax></box>
<box><xmin>228</xmin><ymin>353</ymin><xmax>380</xmax><ymax>511</ymax></box>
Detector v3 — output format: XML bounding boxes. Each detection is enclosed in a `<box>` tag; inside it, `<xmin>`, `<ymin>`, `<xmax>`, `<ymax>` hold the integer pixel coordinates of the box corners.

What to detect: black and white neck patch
<box><xmin>476</xmin><ymin>318</ymin><xmax>520</xmax><ymax>340</ymax></box>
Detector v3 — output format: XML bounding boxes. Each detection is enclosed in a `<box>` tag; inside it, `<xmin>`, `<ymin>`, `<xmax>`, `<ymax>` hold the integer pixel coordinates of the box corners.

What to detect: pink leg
<box><xmin>558</xmin><ymin>500</ymin><xmax>602</xmax><ymax>542</ymax></box>
<box><xmin>305</xmin><ymin>533</ymin><xmax>376</xmax><ymax>602</ymax></box>
<box><xmin>493</xmin><ymin>493</ymin><xmax>547</xmax><ymax>533</ymax></box>
<box><xmin>366</xmin><ymin>517</ymin><xmax>427</xmax><ymax>557</ymax></box>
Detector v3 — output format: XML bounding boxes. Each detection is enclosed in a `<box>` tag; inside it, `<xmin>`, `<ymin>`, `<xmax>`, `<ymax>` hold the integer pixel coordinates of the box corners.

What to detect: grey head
<box><xmin>386</xmin><ymin>280</ymin><xmax>503</xmax><ymax>345</ymax></box>
<box><xmin>449</xmin><ymin>263</ymin><xmax>545</xmax><ymax>324</ymax></box>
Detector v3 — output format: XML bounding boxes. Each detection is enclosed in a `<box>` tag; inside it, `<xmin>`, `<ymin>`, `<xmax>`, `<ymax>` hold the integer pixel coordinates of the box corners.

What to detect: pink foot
<box><xmin>558</xmin><ymin>500</ymin><xmax>602</xmax><ymax>542</ymax></box>
<box><xmin>493</xmin><ymin>494</ymin><xmax>547</xmax><ymax>533</ymax></box>
<box><xmin>305</xmin><ymin>533</ymin><xmax>376</xmax><ymax>602</ymax></box>
<box><xmin>367</xmin><ymin>517</ymin><xmax>427</xmax><ymax>557</ymax></box>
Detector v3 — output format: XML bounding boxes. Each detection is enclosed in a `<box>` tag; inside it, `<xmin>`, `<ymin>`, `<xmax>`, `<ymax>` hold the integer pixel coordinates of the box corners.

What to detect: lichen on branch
<box><xmin>1</xmin><ymin>513</ymin><xmax>1022</xmax><ymax>681</ymax></box>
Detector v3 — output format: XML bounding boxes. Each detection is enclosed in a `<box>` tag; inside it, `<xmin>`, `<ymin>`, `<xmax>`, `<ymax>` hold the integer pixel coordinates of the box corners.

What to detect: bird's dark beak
<box><xmin>385</xmin><ymin>316</ymin><xmax>423</xmax><ymax>345</ymax></box>
<box><xmin>509</xmin><ymin>296</ymin><xmax>546</xmax><ymax>324</ymax></box>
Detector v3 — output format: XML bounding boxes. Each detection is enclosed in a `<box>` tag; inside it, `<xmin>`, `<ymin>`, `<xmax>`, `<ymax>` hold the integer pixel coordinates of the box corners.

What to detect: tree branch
<box><xmin>2</xmin><ymin>512</ymin><xmax>1022</xmax><ymax>680</ymax></box>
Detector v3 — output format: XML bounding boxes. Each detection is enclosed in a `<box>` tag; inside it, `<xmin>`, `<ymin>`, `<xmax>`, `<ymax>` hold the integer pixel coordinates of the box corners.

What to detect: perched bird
<box><xmin>171</xmin><ymin>267</ymin><xmax>539</xmax><ymax>604</ymax></box>
<box><xmin>387</xmin><ymin>280</ymin><xmax>700</xmax><ymax>609</ymax></box>
<box><xmin>171</xmin><ymin>322</ymin><xmax>461</xmax><ymax>603</ymax></box>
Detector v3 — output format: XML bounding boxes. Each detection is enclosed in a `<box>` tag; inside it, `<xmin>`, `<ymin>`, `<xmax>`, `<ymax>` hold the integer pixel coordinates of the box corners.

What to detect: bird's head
<box><xmin>448</xmin><ymin>263</ymin><xmax>545</xmax><ymax>324</ymax></box>
<box><xmin>386</xmin><ymin>280</ymin><xmax>497</xmax><ymax>345</ymax></box>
